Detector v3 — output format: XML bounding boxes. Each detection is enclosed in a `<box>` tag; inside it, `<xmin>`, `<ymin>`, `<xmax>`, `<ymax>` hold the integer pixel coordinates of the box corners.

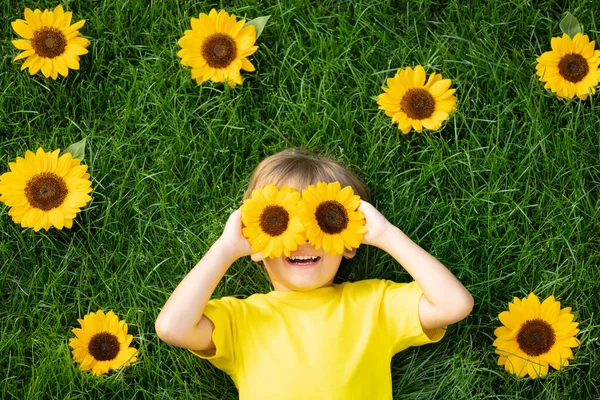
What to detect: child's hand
<box><xmin>218</xmin><ymin>208</ymin><xmax>253</xmax><ymax>261</ymax></box>
<box><xmin>358</xmin><ymin>200</ymin><xmax>395</xmax><ymax>249</ymax></box>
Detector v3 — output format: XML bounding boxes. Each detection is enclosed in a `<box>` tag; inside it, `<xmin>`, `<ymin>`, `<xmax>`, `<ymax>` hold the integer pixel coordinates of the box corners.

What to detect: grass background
<box><xmin>1</xmin><ymin>0</ymin><xmax>599</xmax><ymax>398</ymax></box>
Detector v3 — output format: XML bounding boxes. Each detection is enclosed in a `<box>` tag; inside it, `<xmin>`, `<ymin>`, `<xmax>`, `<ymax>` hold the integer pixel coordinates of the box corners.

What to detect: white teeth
<box><xmin>289</xmin><ymin>256</ymin><xmax>318</xmax><ymax>261</ymax></box>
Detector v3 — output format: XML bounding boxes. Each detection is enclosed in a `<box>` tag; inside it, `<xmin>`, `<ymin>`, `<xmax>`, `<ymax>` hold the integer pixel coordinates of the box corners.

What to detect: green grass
<box><xmin>1</xmin><ymin>0</ymin><xmax>599</xmax><ymax>398</ymax></box>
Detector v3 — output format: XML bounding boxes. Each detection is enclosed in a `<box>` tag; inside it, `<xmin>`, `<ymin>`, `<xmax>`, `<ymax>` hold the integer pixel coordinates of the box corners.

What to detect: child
<box><xmin>155</xmin><ymin>148</ymin><xmax>474</xmax><ymax>399</ymax></box>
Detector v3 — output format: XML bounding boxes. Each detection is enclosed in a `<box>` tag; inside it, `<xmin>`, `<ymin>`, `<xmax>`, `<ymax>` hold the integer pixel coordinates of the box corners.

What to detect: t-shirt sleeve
<box><xmin>189</xmin><ymin>297</ymin><xmax>236</xmax><ymax>377</ymax></box>
<box><xmin>379</xmin><ymin>280</ymin><xmax>446</xmax><ymax>354</ymax></box>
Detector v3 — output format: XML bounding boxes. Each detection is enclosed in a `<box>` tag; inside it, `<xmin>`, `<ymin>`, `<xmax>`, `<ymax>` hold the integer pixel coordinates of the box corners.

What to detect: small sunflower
<box><xmin>299</xmin><ymin>182</ymin><xmax>366</xmax><ymax>255</ymax></box>
<box><xmin>70</xmin><ymin>310</ymin><xmax>138</xmax><ymax>376</ymax></box>
<box><xmin>493</xmin><ymin>293</ymin><xmax>580</xmax><ymax>379</ymax></box>
<box><xmin>177</xmin><ymin>8</ymin><xmax>258</xmax><ymax>87</ymax></box>
<box><xmin>241</xmin><ymin>184</ymin><xmax>305</xmax><ymax>258</ymax></box>
<box><xmin>536</xmin><ymin>33</ymin><xmax>600</xmax><ymax>100</ymax></box>
<box><xmin>0</xmin><ymin>147</ymin><xmax>92</xmax><ymax>232</ymax></box>
<box><xmin>377</xmin><ymin>65</ymin><xmax>457</xmax><ymax>134</ymax></box>
<box><xmin>11</xmin><ymin>5</ymin><xmax>90</xmax><ymax>79</ymax></box>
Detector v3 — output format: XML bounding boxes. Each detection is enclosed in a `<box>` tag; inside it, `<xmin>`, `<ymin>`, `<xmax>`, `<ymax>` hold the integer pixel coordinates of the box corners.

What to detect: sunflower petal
<box><xmin>24</xmin><ymin>8</ymin><xmax>42</xmax><ymax>31</ymax></box>
<box><xmin>13</xmin><ymin>20</ymin><xmax>35</xmax><ymax>39</ymax></box>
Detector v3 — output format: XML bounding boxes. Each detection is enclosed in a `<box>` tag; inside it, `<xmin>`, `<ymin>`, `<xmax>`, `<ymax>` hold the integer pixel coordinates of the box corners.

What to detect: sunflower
<box><xmin>493</xmin><ymin>293</ymin><xmax>580</xmax><ymax>379</ymax></box>
<box><xmin>0</xmin><ymin>147</ymin><xmax>92</xmax><ymax>232</ymax></box>
<box><xmin>241</xmin><ymin>184</ymin><xmax>305</xmax><ymax>258</ymax></box>
<box><xmin>536</xmin><ymin>33</ymin><xmax>600</xmax><ymax>100</ymax></box>
<box><xmin>377</xmin><ymin>65</ymin><xmax>457</xmax><ymax>134</ymax></box>
<box><xmin>299</xmin><ymin>182</ymin><xmax>366</xmax><ymax>255</ymax></box>
<box><xmin>70</xmin><ymin>310</ymin><xmax>138</xmax><ymax>376</ymax></box>
<box><xmin>11</xmin><ymin>5</ymin><xmax>90</xmax><ymax>79</ymax></box>
<box><xmin>177</xmin><ymin>8</ymin><xmax>258</xmax><ymax>87</ymax></box>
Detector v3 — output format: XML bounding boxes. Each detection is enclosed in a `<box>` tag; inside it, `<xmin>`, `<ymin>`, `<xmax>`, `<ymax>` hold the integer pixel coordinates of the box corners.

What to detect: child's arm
<box><xmin>155</xmin><ymin>209</ymin><xmax>252</xmax><ymax>351</ymax></box>
<box><xmin>359</xmin><ymin>201</ymin><xmax>474</xmax><ymax>330</ymax></box>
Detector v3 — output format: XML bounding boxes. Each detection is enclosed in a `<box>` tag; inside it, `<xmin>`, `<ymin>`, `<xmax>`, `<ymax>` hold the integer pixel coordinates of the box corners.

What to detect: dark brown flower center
<box><xmin>516</xmin><ymin>319</ymin><xmax>556</xmax><ymax>357</ymax></box>
<box><xmin>558</xmin><ymin>54</ymin><xmax>589</xmax><ymax>83</ymax></box>
<box><xmin>24</xmin><ymin>172</ymin><xmax>68</xmax><ymax>211</ymax></box>
<box><xmin>260</xmin><ymin>205</ymin><xmax>289</xmax><ymax>236</ymax></box>
<box><xmin>401</xmin><ymin>88</ymin><xmax>435</xmax><ymax>120</ymax></box>
<box><xmin>31</xmin><ymin>27</ymin><xmax>67</xmax><ymax>58</ymax></box>
<box><xmin>88</xmin><ymin>332</ymin><xmax>120</xmax><ymax>361</ymax></box>
<box><xmin>315</xmin><ymin>201</ymin><xmax>348</xmax><ymax>234</ymax></box>
<box><xmin>202</xmin><ymin>33</ymin><xmax>237</xmax><ymax>68</ymax></box>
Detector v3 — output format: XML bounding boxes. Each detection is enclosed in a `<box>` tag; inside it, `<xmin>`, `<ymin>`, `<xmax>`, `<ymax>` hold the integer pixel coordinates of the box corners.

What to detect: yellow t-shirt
<box><xmin>191</xmin><ymin>279</ymin><xmax>445</xmax><ymax>399</ymax></box>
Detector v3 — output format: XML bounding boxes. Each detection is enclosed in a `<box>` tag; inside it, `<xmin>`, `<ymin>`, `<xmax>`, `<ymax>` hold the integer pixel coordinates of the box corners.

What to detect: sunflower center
<box><xmin>24</xmin><ymin>173</ymin><xmax>68</xmax><ymax>211</ymax></box>
<box><xmin>31</xmin><ymin>27</ymin><xmax>67</xmax><ymax>59</ymax></box>
<box><xmin>516</xmin><ymin>319</ymin><xmax>556</xmax><ymax>357</ymax></box>
<box><xmin>260</xmin><ymin>205</ymin><xmax>289</xmax><ymax>236</ymax></box>
<box><xmin>202</xmin><ymin>33</ymin><xmax>237</xmax><ymax>68</ymax></box>
<box><xmin>88</xmin><ymin>332</ymin><xmax>120</xmax><ymax>361</ymax></box>
<box><xmin>400</xmin><ymin>88</ymin><xmax>435</xmax><ymax>120</ymax></box>
<box><xmin>558</xmin><ymin>54</ymin><xmax>589</xmax><ymax>83</ymax></box>
<box><xmin>315</xmin><ymin>201</ymin><xmax>349</xmax><ymax>234</ymax></box>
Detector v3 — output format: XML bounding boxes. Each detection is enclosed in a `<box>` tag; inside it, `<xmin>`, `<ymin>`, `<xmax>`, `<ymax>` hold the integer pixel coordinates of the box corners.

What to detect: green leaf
<box><xmin>560</xmin><ymin>12</ymin><xmax>581</xmax><ymax>38</ymax></box>
<box><xmin>244</xmin><ymin>15</ymin><xmax>270</xmax><ymax>39</ymax></box>
<box><xmin>60</xmin><ymin>137</ymin><xmax>86</xmax><ymax>161</ymax></box>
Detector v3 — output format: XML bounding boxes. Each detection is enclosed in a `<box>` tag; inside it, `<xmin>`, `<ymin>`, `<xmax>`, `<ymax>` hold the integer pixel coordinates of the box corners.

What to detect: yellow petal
<box><xmin>429</xmin><ymin>79</ymin><xmax>453</xmax><ymax>98</ymax></box>
<box><xmin>62</xmin><ymin>53</ymin><xmax>80</xmax><ymax>70</ymax></box>
<box><xmin>52</xmin><ymin>5</ymin><xmax>65</xmax><ymax>28</ymax></box>
<box><xmin>412</xmin><ymin>118</ymin><xmax>423</xmax><ymax>131</ymax></box>
<box><xmin>48</xmin><ymin>208</ymin><xmax>64</xmax><ymax>229</ymax></box>
<box><xmin>12</xmin><ymin>39</ymin><xmax>32</xmax><ymax>50</ymax></box>
<box><xmin>572</xmin><ymin>33</ymin><xmax>588</xmax><ymax>54</ymax></box>
<box><xmin>27</xmin><ymin>55</ymin><xmax>44</xmax><ymax>75</ymax></box>
<box><xmin>230</xmin><ymin>19</ymin><xmax>245</xmax><ymax>38</ymax></box>
<box><xmin>40</xmin><ymin>59</ymin><xmax>51</xmax><ymax>78</ymax></box>
<box><xmin>12</xmin><ymin>20</ymin><xmax>34</xmax><ymax>39</ymax></box>
<box><xmin>91</xmin><ymin>361</ymin><xmax>111</xmax><ymax>376</ymax></box>
<box><xmin>65</xmin><ymin>44</ymin><xmax>89</xmax><ymax>56</ymax></box>
<box><xmin>63</xmin><ymin>19</ymin><xmax>86</xmax><ymax>36</ymax></box>
<box><xmin>62</xmin><ymin>11</ymin><xmax>73</xmax><ymax>29</ymax></box>
<box><xmin>14</xmin><ymin>49</ymin><xmax>35</xmax><ymax>61</ymax></box>
<box><xmin>498</xmin><ymin>311</ymin><xmax>522</xmax><ymax>330</ymax></box>
<box><xmin>413</xmin><ymin>65</ymin><xmax>426</xmax><ymax>87</ymax></box>
<box><xmin>241</xmin><ymin>58</ymin><xmax>255</xmax><ymax>72</ymax></box>
<box><xmin>48</xmin><ymin>9</ymin><xmax>58</xmax><ymax>27</ymax></box>
<box><xmin>54</xmin><ymin>56</ymin><xmax>69</xmax><ymax>77</ymax></box>
<box><xmin>24</xmin><ymin>8</ymin><xmax>41</xmax><ymax>31</ymax></box>
<box><xmin>41</xmin><ymin>9</ymin><xmax>51</xmax><ymax>27</ymax></box>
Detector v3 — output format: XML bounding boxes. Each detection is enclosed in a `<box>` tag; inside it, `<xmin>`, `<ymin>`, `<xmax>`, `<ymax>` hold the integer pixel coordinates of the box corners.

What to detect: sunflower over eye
<box><xmin>299</xmin><ymin>182</ymin><xmax>366</xmax><ymax>256</ymax></box>
<box><xmin>11</xmin><ymin>5</ymin><xmax>90</xmax><ymax>79</ymax></box>
<box><xmin>177</xmin><ymin>9</ymin><xmax>259</xmax><ymax>87</ymax></box>
<box><xmin>493</xmin><ymin>293</ymin><xmax>580</xmax><ymax>379</ymax></box>
<box><xmin>241</xmin><ymin>184</ymin><xmax>306</xmax><ymax>259</ymax></box>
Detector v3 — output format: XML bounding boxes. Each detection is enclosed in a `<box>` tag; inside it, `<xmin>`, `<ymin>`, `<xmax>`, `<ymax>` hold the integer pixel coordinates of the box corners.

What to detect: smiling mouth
<box><xmin>286</xmin><ymin>255</ymin><xmax>320</xmax><ymax>266</ymax></box>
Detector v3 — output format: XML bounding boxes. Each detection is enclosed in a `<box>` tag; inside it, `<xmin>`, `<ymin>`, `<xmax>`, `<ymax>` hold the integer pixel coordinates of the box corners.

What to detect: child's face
<box><xmin>254</xmin><ymin>243</ymin><xmax>356</xmax><ymax>292</ymax></box>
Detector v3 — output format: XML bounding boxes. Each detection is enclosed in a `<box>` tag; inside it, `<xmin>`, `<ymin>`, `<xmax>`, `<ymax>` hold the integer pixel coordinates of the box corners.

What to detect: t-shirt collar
<box><xmin>266</xmin><ymin>284</ymin><xmax>339</xmax><ymax>300</ymax></box>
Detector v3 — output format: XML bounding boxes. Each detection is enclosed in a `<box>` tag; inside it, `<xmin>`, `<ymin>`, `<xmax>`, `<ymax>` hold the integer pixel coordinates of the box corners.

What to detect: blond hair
<box><xmin>244</xmin><ymin>148</ymin><xmax>370</xmax><ymax>201</ymax></box>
